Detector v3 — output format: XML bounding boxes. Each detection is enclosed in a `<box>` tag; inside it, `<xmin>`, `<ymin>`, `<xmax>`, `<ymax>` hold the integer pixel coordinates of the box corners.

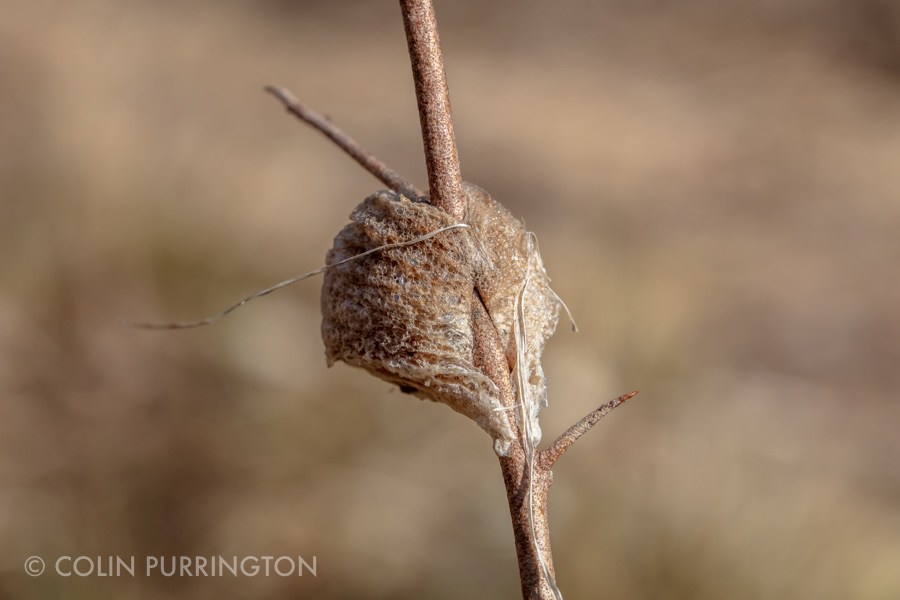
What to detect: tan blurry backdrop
<box><xmin>2</xmin><ymin>0</ymin><xmax>899</xmax><ymax>598</ymax></box>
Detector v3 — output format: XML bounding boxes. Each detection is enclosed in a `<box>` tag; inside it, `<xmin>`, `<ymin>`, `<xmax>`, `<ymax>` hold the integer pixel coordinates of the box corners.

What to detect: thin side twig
<box><xmin>265</xmin><ymin>85</ymin><xmax>423</xmax><ymax>200</ymax></box>
<box><xmin>399</xmin><ymin>0</ymin><xmax>465</xmax><ymax>220</ymax></box>
<box><xmin>540</xmin><ymin>391</ymin><xmax>638</xmax><ymax>469</ymax></box>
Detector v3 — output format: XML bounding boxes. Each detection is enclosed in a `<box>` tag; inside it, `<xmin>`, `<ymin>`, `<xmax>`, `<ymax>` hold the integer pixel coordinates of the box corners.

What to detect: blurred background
<box><xmin>1</xmin><ymin>0</ymin><xmax>899</xmax><ymax>598</ymax></box>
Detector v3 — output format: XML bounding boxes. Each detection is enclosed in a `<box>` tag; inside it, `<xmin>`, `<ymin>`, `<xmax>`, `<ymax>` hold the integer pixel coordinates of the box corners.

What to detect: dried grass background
<box><xmin>2</xmin><ymin>0</ymin><xmax>899</xmax><ymax>598</ymax></box>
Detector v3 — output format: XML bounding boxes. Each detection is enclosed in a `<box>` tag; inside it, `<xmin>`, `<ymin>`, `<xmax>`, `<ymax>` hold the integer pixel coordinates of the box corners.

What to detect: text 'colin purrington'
<box><xmin>54</xmin><ymin>556</ymin><xmax>317</xmax><ymax>577</ymax></box>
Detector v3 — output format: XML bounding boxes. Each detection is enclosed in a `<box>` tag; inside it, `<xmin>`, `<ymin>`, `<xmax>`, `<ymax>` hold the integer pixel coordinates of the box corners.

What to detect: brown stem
<box><xmin>472</xmin><ymin>295</ymin><xmax>554</xmax><ymax>599</ymax></box>
<box><xmin>540</xmin><ymin>391</ymin><xmax>638</xmax><ymax>469</ymax></box>
<box><xmin>264</xmin><ymin>4</ymin><xmax>629</xmax><ymax>599</ymax></box>
<box><xmin>399</xmin><ymin>0</ymin><xmax>465</xmax><ymax>220</ymax></box>
<box><xmin>265</xmin><ymin>85</ymin><xmax>423</xmax><ymax>200</ymax></box>
<box><xmin>400</xmin><ymin>2</ymin><xmax>553</xmax><ymax>597</ymax></box>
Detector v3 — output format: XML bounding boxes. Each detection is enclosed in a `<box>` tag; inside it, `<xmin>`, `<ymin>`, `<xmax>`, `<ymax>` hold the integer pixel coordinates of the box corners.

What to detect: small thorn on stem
<box><xmin>541</xmin><ymin>391</ymin><xmax>638</xmax><ymax>468</ymax></box>
<box><xmin>265</xmin><ymin>85</ymin><xmax>422</xmax><ymax>200</ymax></box>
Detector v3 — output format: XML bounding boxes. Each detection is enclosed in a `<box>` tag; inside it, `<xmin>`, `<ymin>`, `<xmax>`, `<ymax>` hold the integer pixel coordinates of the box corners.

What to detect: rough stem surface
<box><xmin>399</xmin><ymin>0</ymin><xmax>465</xmax><ymax>220</ymax></box>
<box><xmin>472</xmin><ymin>296</ymin><xmax>555</xmax><ymax>599</ymax></box>
<box><xmin>400</xmin><ymin>0</ymin><xmax>557</xmax><ymax>597</ymax></box>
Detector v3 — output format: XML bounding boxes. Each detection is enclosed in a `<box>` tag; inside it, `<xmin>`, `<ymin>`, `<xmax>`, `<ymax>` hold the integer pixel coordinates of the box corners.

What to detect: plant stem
<box><xmin>400</xmin><ymin>1</ymin><xmax>555</xmax><ymax>597</ymax></box>
<box><xmin>472</xmin><ymin>295</ymin><xmax>556</xmax><ymax>599</ymax></box>
<box><xmin>399</xmin><ymin>0</ymin><xmax>465</xmax><ymax>220</ymax></box>
<box><xmin>262</xmin><ymin>3</ymin><xmax>634</xmax><ymax>598</ymax></box>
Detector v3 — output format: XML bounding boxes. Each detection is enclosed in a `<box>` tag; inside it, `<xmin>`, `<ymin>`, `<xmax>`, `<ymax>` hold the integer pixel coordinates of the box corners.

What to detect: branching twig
<box><xmin>540</xmin><ymin>391</ymin><xmax>638</xmax><ymax>469</ymax></box>
<box><xmin>266</xmin><ymin>3</ymin><xmax>634</xmax><ymax>598</ymax></box>
<box><xmin>265</xmin><ymin>85</ymin><xmax>423</xmax><ymax>200</ymax></box>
